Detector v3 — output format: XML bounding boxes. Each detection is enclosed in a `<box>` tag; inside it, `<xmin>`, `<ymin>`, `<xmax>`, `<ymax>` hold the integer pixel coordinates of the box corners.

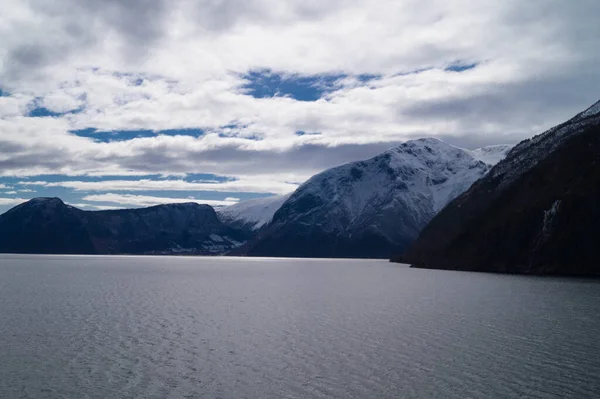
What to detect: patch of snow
<box><xmin>275</xmin><ymin>137</ymin><xmax>510</xmax><ymax>235</ymax></box>
<box><xmin>468</xmin><ymin>144</ymin><xmax>514</xmax><ymax>166</ymax></box>
<box><xmin>224</xmin><ymin>237</ymin><xmax>245</xmax><ymax>247</ymax></box>
<box><xmin>209</xmin><ymin>234</ymin><xmax>224</xmax><ymax>242</ymax></box>
<box><xmin>580</xmin><ymin>100</ymin><xmax>600</xmax><ymax>118</ymax></box>
<box><xmin>217</xmin><ymin>193</ymin><xmax>292</xmax><ymax>230</ymax></box>
<box><xmin>169</xmin><ymin>245</ymin><xmax>195</xmax><ymax>254</ymax></box>
<box><xmin>542</xmin><ymin>200</ymin><xmax>561</xmax><ymax>235</ymax></box>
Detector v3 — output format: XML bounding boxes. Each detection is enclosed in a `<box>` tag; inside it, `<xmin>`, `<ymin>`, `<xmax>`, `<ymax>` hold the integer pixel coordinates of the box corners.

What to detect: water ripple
<box><xmin>1</xmin><ymin>255</ymin><xmax>599</xmax><ymax>398</ymax></box>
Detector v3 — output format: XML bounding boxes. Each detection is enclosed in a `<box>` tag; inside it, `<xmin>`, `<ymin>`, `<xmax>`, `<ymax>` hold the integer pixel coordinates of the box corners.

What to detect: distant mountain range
<box><xmin>1</xmin><ymin>139</ymin><xmax>511</xmax><ymax>257</ymax></box>
<box><xmin>3</xmin><ymin>98</ymin><xmax>597</xmax><ymax>274</ymax></box>
<box><xmin>239</xmin><ymin>139</ymin><xmax>511</xmax><ymax>258</ymax></box>
<box><xmin>0</xmin><ymin>198</ymin><xmax>249</xmax><ymax>255</ymax></box>
<box><xmin>400</xmin><ymin>99</ymin><xmax>600</xmax><ymax>275</ymax></box>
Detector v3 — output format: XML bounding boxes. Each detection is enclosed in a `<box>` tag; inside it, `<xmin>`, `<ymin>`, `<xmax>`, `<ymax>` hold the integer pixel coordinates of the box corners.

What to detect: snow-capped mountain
<box><xmin>403</xmin><ymin>99</ymin><xmax>600</xmax><ymax>275</ymax></box>
<box><xmin>243</xmin><ymin>138</ymin><xmax>512</xmax><ymax>259</ymax></box>
<box><xmin>217</xmin><ymin>193</ymin><xmax>292</xmax><ymax>231</ymax></box>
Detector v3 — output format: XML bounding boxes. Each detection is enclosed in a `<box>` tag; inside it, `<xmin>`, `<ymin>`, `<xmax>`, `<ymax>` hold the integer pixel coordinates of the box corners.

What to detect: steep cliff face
<box><xmin>401</xmin><ymin>100</ymin><xmax>600</xmax><ymax>275</ymax></box>
<box><xmin>243</xmin><ymin>139</ymin><xmax>511</xmax><ymax>259</ymax></box>
<box><xmin>0</xmin><ymin>199</ymin><xmax>250</xmax><ymax>255</ymax></box>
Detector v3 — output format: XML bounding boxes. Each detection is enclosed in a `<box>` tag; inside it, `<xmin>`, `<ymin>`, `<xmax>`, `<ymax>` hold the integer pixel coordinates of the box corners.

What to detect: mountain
<box><xmin>467</xmin><ymin>145</ymin><xmax>515</xmax><ymax>165</ymax></box>
<box><xmin>0</xmin><ymin>198</ymin><xmax>250</xmax><ymax>255</ymax></box>
<box><xmin>217</xmin><ymin>193</ymin><xmax>292</xmax><ymax>231</ymax></box>
<box><xmin>0</xmin><ymin>198</ymin><xmax>97</xmax><ymax>254</ymax></box>
<box><xmin>401</xmin><ymin>100</ymin><xmax>600</xmax><ymax>275</ymax></box>
<box><xmin>243</xmin><ymin>138</ymin><xmax>512</xmax><ymax>259</ymax></box>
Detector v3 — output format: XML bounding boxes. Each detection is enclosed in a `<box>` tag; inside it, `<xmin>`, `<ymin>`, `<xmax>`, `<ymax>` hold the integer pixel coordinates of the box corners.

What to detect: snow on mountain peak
<box><xmin>468</xmin><ymin>144</ymin><xmax>514</xmax><ymax>165</ymax></box>
<box><xmin>222</xmin><ymin>137</ymin><xmax>513</xmax><ymax>240</ymax></box>
<box><xmin>278</xmin><ymin>138</ymin><xmax>507</xmax><ymax>229</ymax></box>
<box><xmin>580</xmin><ymin>100</ymin><xmax>600</xmax><ymax>118</ymax></box>
<box><xmin>390</xmin><ymin>138</ymin><xmax>512</xmax><ymax>167</ymax></box>
<box><xmin>243</xmin><ymin>137</ymin><xmax>515</xmax><ymax>258</ymax></box>
<box><xmin>388</xmin><ymin>140</ymin><xmax>496</xmax><ymax>212</ymax></box>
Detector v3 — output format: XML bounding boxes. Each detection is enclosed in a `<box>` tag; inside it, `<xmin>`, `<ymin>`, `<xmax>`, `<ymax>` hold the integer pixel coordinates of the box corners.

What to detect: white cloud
<box><xmin>68</xmin><ymin>203</ymin><xmax>131</xmax><ymax>211</ymax></box>
<box><xmin>41</xmin><ymin>91</ymin><xmax>85</xmax><ymax>113</ymax></box>
<box><xmin>4</xmin><ymin>191</ymin><xmax>17</xmax><ymax>195</ymax></box>
<box><xmin>0</xmin><ymin>93</ymin><xmax>32</xmax><ymax>118</ymax></box>
<box><xmin>0</xmin><ymin>197</ymin><xmax>28</xmax><ymax>206</ymax></box>
<box><xmin>81</xmin><ymin>193</ymin><xmax>240</xmax><ymax>208</ymax></box>
<box><xmin>19</xmin><ymin>177</ymin><xmax>298</xmax><ymax>195</ymax></box>
<box><xmin>0</xmin><ymin>0</ymin><xmax>598</xmax><ymax>194</ymax></box>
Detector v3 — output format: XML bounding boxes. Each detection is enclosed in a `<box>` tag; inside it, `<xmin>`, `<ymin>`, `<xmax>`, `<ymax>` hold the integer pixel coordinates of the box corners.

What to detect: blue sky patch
<box><xmin>72</xmin><ymin>128</ymin><xmax>205</xmax><ymax>142</ymax></box>
<box><xmin>445</xmin><ymin>62</ymin><xmax>479</xmax><ymax>72</ymax></box>
<box><xmin>27</xmin><ymin>96</ymin><xmax>85</xmax><ymax>117</ymax></box>
<box><xmin>158</xmin><ymin>128</ymin><xmax>204</xmax><ymax>138</ymax></box>
<box><xmin>28</xmin><ymin>107</ymin><xmax>71</xmax><ymax>118</ymax></box>
<box><xmin>185</xmin><ymin>173</ymin><xmax>230</xmax><ymax>183</ymax></box>
<box><xmin>241</xmin><ymin>69</ymin><xmax>341</xmax><ymax>101</ymax></box>
<box><xmin>240</xmin><ymin>69</ymin><xmax>353</xmax><ymax>101</ymax></box>
<box><xmin>355</xmin><ymin>74</ymin><xmax>382</xmax><ymax>82</ymax></box>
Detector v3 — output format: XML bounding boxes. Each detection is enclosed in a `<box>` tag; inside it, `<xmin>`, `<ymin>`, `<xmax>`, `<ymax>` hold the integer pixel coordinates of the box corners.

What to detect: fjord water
<box><xmin>1</xmin><ymin>256</ymin><xmax>599</xmax><ymax>399</ymax></box>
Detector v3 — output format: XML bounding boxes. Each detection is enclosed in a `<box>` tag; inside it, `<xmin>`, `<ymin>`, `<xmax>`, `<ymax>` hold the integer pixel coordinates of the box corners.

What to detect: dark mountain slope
<box><xmin>401</xmin><ymin>100</ymin><xmax>600</xmax><ymax>275</ymax></box>
<box><xmin>0</xmin><ymin>199</ymin><xmax>250</xmax><ymax>255</ymax></box>
<box><xmin>83</xmin><ymin>203</ymin><xmax>249</xmax><ymax>254</ymax></box>
<box><xmin>0</xmin><ymin>198</ymin><xmax>96</xmax><ymax>254</ymax></box>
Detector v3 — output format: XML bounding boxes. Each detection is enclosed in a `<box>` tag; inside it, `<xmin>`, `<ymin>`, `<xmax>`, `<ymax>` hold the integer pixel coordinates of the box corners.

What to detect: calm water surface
<box><xmin>1</xmin><ymin>255</ymin><xmax>599</xmax><ymax>398</ymax></box>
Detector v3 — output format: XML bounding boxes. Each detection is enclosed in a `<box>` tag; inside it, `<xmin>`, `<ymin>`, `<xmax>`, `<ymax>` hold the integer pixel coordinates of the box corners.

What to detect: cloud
<box><xmin>0</xmin><ymin>197</ymin><xmax>28</xmax><ymax>206</ymax></box>
<box><xmin>0</xmin><ymin>0</ymin><xmax>599</xmax><ymax>199</ymax></box>
<box><xmin>19</xmin><ymin>177</ymin><xmax>298</xmax><ymax>195</ymax></box>
<box><xmin>40</xmin><ymin>91</ymin><xmax>85</xmax><ymax>114</ymax></box>
<box><xmin>68</xmin><ymin>203</ymin><xmax>138</xmax><ymax>211</ymax></box>
<box><xmin>81</xmin><ymin>193</ymin><xmax>239</xmax><ymax>208</ymax></box>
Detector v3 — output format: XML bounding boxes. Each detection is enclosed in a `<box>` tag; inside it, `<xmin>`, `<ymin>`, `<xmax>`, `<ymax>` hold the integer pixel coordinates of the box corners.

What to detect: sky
<box><xmin>1</xmin><ymin>0</ymin><xmax>599</xmax><ymax>214</ymax></box>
